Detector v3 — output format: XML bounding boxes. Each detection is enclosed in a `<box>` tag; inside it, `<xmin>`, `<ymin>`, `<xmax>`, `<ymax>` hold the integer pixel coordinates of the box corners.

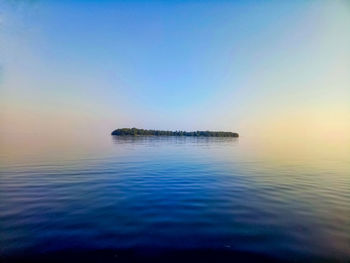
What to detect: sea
<box><xmin>0</xmin><ymin>135</ymin><xmax>349</xmax><ymax>262</ymax></box>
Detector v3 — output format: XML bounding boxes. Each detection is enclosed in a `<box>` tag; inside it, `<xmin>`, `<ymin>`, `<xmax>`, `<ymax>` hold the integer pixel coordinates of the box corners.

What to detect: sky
<box><xmin>1</xmin><ymin>0</ymin><xmax>350</xmax><ymax>144</ymax></box>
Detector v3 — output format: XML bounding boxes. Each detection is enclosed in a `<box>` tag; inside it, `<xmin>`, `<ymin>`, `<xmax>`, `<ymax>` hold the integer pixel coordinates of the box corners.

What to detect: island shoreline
<box><xmin>111</xmin><ymin>128</ymin><xmax>239</xmax><ymax>137</ymax></box>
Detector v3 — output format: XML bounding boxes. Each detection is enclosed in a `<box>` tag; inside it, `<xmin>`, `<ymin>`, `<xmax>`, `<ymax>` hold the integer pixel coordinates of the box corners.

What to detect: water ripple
<box><xmin>0</xmin><ymin>137</ymin><xmax>349</xmax><ymax>262</ymax></box>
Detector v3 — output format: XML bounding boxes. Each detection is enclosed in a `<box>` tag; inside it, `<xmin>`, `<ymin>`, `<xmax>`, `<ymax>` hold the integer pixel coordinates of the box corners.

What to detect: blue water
<box><xmin>0</xmin><ymin>136</ymin><xmax>349</xmax><ymax>262</ymax></box>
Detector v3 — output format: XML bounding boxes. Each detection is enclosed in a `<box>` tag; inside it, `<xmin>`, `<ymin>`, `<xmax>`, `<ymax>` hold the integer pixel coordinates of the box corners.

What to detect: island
<box><xmin>111</xmin><ymin>128</ymin><xmax>239</xmax><ymax>137</ymax></box>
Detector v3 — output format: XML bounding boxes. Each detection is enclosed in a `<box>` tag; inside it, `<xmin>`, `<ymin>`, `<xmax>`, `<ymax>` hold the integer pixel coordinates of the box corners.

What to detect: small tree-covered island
<box><xmin>111</xmin><ymin>128</ymin><xmax>239</xmax><ymax>137</ymax></box>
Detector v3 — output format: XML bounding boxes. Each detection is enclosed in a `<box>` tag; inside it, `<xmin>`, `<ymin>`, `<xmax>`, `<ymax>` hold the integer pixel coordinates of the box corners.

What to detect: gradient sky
<box><xmin>1</xmin><ymin>0</ymin><xmax>349</xmax><ymax>142</ymax></box>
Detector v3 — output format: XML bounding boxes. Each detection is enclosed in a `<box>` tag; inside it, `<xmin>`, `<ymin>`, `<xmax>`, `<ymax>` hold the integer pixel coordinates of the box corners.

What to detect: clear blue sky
<box><xmin>1</xmin><ymin>0</ymin><xmax>349</xmax><ymax>140</ymax></box>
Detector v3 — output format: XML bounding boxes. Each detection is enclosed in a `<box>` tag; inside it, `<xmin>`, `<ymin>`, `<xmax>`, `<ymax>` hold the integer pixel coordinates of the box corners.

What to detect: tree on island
<box><xmin>111</xmin><ymin>128</ymin><xmax>239</xmax><ymax>137</ymax></box>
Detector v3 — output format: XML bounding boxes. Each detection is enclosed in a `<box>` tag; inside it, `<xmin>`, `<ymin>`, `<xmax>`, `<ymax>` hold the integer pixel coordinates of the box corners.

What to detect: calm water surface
<box><xmin>0</xmin><ymin>136</ymin><xmax>349</xmax><ymax>262</ymax></box>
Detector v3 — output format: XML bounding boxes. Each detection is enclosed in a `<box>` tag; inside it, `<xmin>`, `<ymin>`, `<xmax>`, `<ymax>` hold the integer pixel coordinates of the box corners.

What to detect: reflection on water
<box><xmin>112</xmin><ymin>135</ymin><xmax>239</xmax><ymax>145</ymax></box>
<box><xmin>0</xmin><ymin>135</ymin><xmax>349</xmax><ymax>262</ymax></box>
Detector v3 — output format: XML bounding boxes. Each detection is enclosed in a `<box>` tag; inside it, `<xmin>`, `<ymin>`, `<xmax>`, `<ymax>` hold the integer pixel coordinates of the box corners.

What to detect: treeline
<box><xmin>111</xmin><ymin>128</ymin><xmax>239</xmax><ymax>137</ymax></box>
